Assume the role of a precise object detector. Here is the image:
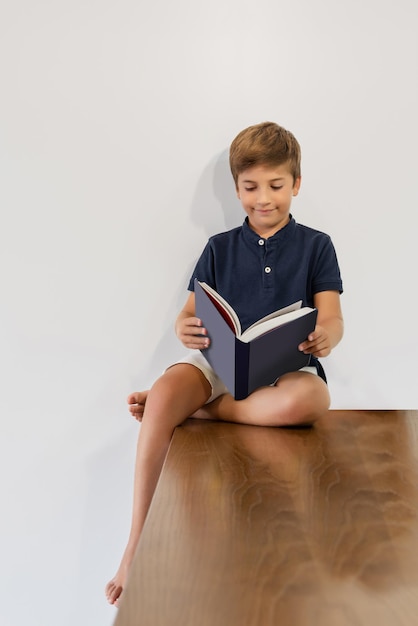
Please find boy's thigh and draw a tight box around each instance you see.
[165,353,329,425]
[273,369,330,421]
[222,371,328,427]
[167,351,229,403]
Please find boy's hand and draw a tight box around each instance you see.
[298,325,331,358]
[176,316,210,350]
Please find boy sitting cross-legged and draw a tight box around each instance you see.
[105,121,344,606]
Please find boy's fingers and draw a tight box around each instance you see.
[299,329,324,351]
[181,325,209,340]
[185,328,207,337]
[299,339,320,353]
[188,334,210,347]
[186,324,208,336]
[177,317,210,349]
[184,317,203,328]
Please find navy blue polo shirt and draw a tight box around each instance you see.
[188,216,343,333]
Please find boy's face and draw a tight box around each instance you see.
[236,163,301,238]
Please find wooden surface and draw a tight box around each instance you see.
[114,411,418,626]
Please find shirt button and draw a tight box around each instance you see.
[264,266,272,273]
[258,239,264,246]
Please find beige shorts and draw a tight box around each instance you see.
[169,351,317,403]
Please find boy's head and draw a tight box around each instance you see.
[229,122,301,187]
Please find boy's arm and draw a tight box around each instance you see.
[298,291,344,358]
[175,292,210,350]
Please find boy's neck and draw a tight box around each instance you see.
[247,214,291,239]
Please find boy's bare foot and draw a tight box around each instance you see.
[105,543,137,605]
[105,575,124,606]
[127,390,149,422]
[105,391,149,605]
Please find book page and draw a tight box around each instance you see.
[240,307,315,343]
[244,300,302,334]
[197,282,241,335]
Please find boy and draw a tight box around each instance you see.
[105,122,343,605]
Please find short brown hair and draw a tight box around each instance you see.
[229,122,301,186]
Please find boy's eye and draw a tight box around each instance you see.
[243,185,283,192]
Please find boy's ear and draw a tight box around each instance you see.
[293,176,302,196]
[236,186,241,200]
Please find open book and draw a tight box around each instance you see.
[195,280,317,400]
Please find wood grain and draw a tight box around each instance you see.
[114,410,418,626]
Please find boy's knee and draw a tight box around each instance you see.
[146,363,212,412]
[280,376,330,426]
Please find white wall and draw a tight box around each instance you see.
[1,1,417,624]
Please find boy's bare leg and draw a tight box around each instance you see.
[194,371,330,426]
[105,364,211,605]
[106,369,328,604]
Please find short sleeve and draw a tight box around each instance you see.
[187,240,216,291]
[310,236,343,295]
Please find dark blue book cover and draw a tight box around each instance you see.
[195,279,317,400]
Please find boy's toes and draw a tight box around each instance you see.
[129,407,144,422]
[105,580,123,605]
[127,391,149,421]
[127,390,149,405]
[127,392,139,404]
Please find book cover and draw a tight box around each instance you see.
[194,279,318,400]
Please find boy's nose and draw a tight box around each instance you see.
[256,191,271,205]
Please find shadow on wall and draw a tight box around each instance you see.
[190,149,243,237]
[139,149,244,382]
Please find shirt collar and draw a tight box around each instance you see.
[242,215,296,246]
